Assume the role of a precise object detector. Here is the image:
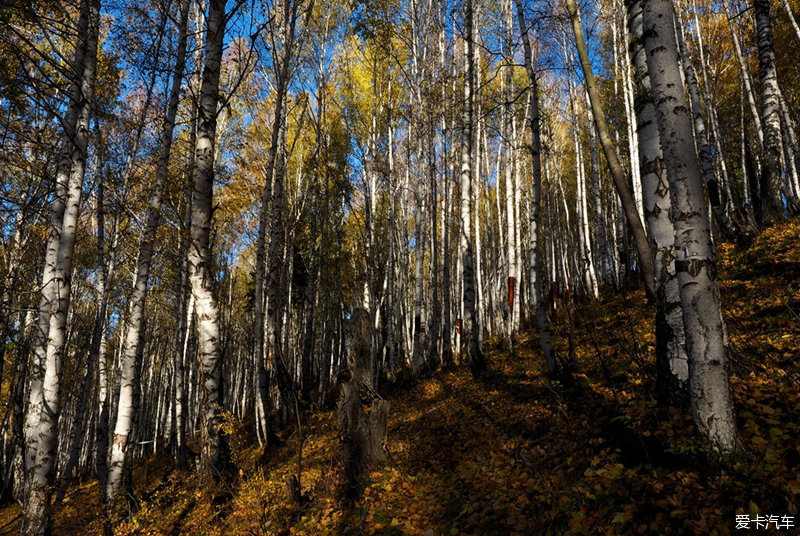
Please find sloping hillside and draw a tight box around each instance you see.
[3,221,800,536]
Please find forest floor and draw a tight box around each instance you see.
[2,220,800,536]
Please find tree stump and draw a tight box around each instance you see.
[285,474,303,507]
[337,308,389,497]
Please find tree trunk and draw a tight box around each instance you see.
[578,92,599,298]
[25,0,95,495]
[106,0,190,500]
[0,200,28,501]
[55,158,112,504]
[171,0,205,468]
[777,91,800,201]
[412,158,425,373]
[626,0,688,400]
[171,183,192,468]
[441,33,454,367]
[690,0,736,222]
[673,8,730,235]
[754,0,787,221]
[336,308,389,500]
[726,4,764,149]
[502,0,518,341]
[459,0,485,377]
[641,0,739,458]
[615,0,644,224]
[588,119,611,286]
[23,0,100,533]
[515,0,557,374]
[187,0,228,480]
[428,106,442,369]
[782,0,800,44]
[95,210,114,506]
[254,0,296,444]
[566,0,656,301]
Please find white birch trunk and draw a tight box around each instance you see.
[105,0,190,499]
[781,0,800,45]
[673,8,729,234]
[460,0,485,376]
[502,0,518,340]
[754,0,787,220]
[627,0,688,389]
[690,0,734,220]
[726,4,764,146]
[515,0,557,373]
[187,0,227,479]
[23,1,100,532]
[777,90,800,199]
[617,0,643,223]
[642,0,739,457]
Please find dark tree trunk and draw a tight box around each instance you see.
[336,308,389,500]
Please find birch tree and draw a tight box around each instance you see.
[23,0,100,532]
[673,8,730,235]
[626,0,688,397]
[460,0,485,376]
[250,0,310,439]
[754,0,790,220]
[641,0,740,457]
[502,0,519,339]
[565,0,656,301]
[515,0,558,374]
[106,0,190,500]
[187,0,228,479]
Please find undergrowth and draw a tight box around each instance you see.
[1,220,799,535]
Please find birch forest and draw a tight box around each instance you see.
[1,0,800,533]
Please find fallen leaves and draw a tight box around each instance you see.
[4,219,797,535]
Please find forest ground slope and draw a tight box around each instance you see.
[2,220,800,536]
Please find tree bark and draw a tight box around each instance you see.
[458,0,485,377]
[641,0,739,458]
[754,0,787,221]
[515,0,557,374]
[336,308,388,499]
[626,0,688,399]
[23,0,100,533]
[187,0,228,480]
